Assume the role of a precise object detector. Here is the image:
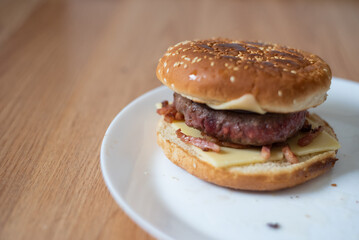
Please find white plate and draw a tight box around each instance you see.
[101,77,359,240]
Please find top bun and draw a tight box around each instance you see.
[156,38,331,113]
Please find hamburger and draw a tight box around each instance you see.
[156,38,340,191]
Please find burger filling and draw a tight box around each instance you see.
[157,94,340,164]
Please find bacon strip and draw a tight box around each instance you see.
[176,129,220,152]
[219,141,251,149]
[161,100,169,107]
[157,100,184,123]
[282,145,299,164]
[261,145,271,160]
[298,126,323,147]
[300,120,312,132]
[200,132,250,149]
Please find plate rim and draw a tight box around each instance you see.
[100,86,172,240]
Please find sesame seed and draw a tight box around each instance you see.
[165,53,171,56]
[244,65,249,70]
[164,62,167,67]
[171,53,176,56]
[196,58,202,62]
[171,83,175,88]
[210,62,215,67]
[323,68,328,72]
[189,74,197,80]
[166,68,169,73]
[164,78,167,82]
[291,70,297,74]
[184,57,191,61]
[233,67,239,71]
[184,64,188,69]
[173,62,180,67]
[230,76,235,82]
[283,68,288,72]
[278,90,282,96]
[225,63,229,67]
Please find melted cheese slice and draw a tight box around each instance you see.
[207,94,266,114]
[171,120,340,168]
[181,94,266,114]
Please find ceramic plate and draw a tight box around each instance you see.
[101,77,359,240]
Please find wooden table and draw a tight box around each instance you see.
[1,0,358,239]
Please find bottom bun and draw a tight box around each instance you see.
[156,113,338,191]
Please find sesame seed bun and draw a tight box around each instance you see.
[156,113,338,191]
[157,39,331,113]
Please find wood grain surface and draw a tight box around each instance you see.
[0,0,358,239]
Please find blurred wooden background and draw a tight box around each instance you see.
[0,0,358,239]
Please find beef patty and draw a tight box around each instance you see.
[173,93,307,146]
